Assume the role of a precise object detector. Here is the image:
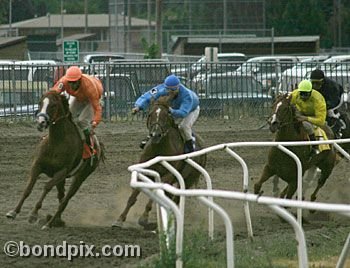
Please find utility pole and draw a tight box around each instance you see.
[156,0,162,58]
[223,0,227,34]
[60,0,64,40]
[147,0,151,43]
[337,0,341,47]
[9,0,12,37]
[84,0,88,33]
[127,0,131,52]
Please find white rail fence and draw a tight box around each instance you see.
[127,139,350,268]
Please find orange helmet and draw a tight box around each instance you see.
[66,66,82,81]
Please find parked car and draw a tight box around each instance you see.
[83,53,125,64]
[99,73,141,118]
[188,52,247,78]
[108,61,171,93]
[235,55,299,92]
[196,72,272,116]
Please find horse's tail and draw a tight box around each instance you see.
[99,141,106,164]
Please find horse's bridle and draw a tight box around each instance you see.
[36,93,69,131]
[269,98,296,132]
[147,104,174,139]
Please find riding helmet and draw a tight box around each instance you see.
[298,80,312,92]
[66,66,82,81]
[164,74,180,89]
[310,69,325,81]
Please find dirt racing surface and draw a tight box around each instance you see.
[0,118,349,267]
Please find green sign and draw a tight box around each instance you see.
[63,40,79,62]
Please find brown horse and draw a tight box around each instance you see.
[254,93,337,202]
[6,90,105,229]
[114,95,206,229]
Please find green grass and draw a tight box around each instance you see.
[140,225,349,268]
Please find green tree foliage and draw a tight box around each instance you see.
[1,0,350,48]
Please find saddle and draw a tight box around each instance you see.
[311,127,331,153]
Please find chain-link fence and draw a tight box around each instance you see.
[1,60,350,122]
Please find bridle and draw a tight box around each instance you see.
[36,92,69,130]
[147,103,174,139]
[269,96,296,131]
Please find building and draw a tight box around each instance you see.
[0,14,155,57]
[171,35,320,56]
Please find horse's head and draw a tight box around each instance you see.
[268,93,296,133]
[146,95,175,144]
[36,91,70,131]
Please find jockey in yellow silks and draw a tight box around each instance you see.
[290,79,328,154]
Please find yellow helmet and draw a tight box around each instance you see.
[297,80,312,92]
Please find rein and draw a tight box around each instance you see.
[147,103,174,137]
[38,92,70,126]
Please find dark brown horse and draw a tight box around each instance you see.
[114,95,206,229]
[6,90,105,229]
[254,93,337,202]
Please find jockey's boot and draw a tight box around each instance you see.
[184,139,194,153]
[308,133,319,157]
[83,128,93,150]
[333,118,346,139]
[139,135,150,149]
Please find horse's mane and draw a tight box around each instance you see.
[153,95,171,108]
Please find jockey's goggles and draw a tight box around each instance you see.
[299,91,311,98]
[165,85,179,91]
[310,78,324,82]
[68,80,81,90]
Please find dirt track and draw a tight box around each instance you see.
[0,118,349,267]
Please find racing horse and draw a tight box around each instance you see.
[6,90,105,229]
[114,95,206,229]
[254,93,337,202]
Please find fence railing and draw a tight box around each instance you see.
[1,61,350,121]
[127,138,350,268]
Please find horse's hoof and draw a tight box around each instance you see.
[111,221,124,228]
[309,209,316,214]
[50,217,65,228]
[41,224,50,230]
[138,217,149,227]
[6,210,17,219]
[253,184,261,195]
[143,222,157,231]
[28,214,38,224]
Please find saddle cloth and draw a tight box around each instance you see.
[313,127,330,152]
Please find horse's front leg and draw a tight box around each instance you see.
[29,169,68,224]
[254,164,274,195]
[6,164,41,220]
[138,199,154,228]
[113,189,141,227]
[272,176,280,197]
[42,173,88,229]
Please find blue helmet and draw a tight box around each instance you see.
[164,74,180,89]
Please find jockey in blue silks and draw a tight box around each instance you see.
[132,74,200,152]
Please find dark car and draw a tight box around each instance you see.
[195,72,272,116]
[99,73,141,119]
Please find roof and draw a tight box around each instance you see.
[0,36,27,48]
[56,33,96,45]
[0,14,154,29]
[184,35,320,44]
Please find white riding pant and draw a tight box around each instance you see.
[302,121,315,135]
[69,96,93,131]
[177,106,200,141]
